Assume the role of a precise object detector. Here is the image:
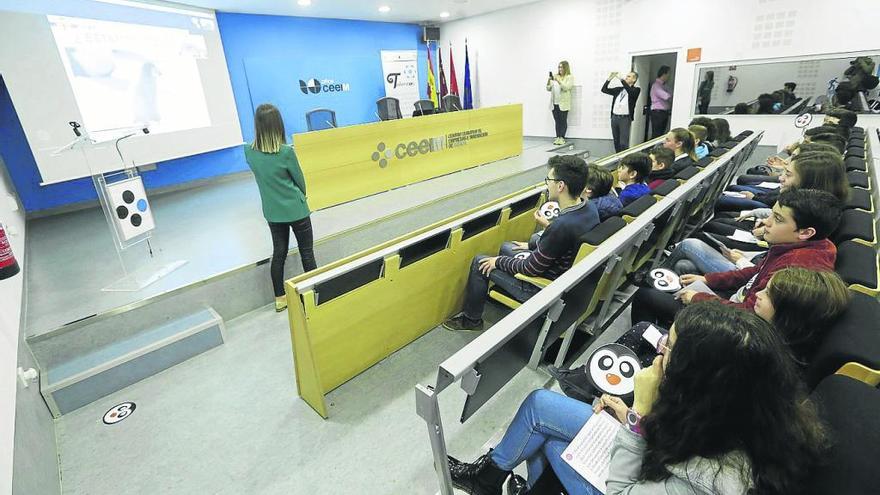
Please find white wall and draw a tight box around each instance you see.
[440,0,880,145]
[0,155,26,493]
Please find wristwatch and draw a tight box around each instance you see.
[625,409,643,436]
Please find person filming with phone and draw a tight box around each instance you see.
[547,61,574,145]
[601,70,641,152]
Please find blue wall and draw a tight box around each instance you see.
[0,10,426,213]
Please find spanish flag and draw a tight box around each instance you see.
[427,44,438,107]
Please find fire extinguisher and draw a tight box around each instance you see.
[0,223,21,280]
[726,75,738,93]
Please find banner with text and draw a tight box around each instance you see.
[380,50,421,117]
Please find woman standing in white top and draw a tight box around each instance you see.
[547,61,574,145]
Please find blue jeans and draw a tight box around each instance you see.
[715,195,769,212]
[490,390,603,495]
[666,238,735,275]
[727,184,770,194]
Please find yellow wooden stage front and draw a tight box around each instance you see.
[292,105,523,210]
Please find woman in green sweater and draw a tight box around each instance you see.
[244,104,317,311]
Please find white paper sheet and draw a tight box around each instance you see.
[728,229,760,244]
[722,191,747,198]
[641,324,664,349]
[757,182,782,189]
[561,411,620,494]
[678,280,717,297]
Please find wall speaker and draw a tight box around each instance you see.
[423,26,440,42]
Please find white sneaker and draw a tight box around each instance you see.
[553,138,562,145]
[559,138,566,145]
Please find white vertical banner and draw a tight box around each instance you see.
[380,50,420,117]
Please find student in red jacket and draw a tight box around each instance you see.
[630,189,842,327]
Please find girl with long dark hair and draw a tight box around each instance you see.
[244,103,317,311]
[447,302,827,494]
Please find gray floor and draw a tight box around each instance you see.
[26,137,597,337]
[55,299,633,495]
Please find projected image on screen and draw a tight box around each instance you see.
[48,15,211,137]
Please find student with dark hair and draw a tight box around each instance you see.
[756,93,776,114]
[781,82,798,107]
[805,132,847,154]
[443,155,600,331]
[615,152,651,206]
[631,188,842,327]
[737,142,840,186]
[754,267,850,366]
[647,147,675,189]
[244,103,317,311]
[601,71,641,152]
[733,102,751,114]
[663,127,697,172]
[711,118,731,146]
[583,163,622,220]
[824,107,858,130]
[649,66,672,139]
[448,302,828,495]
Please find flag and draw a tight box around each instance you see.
[463,39,473,109]
[448,43,459,96]
[438,47,448,102]
[426,43,438,107]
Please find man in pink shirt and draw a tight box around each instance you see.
[650,65,673,139]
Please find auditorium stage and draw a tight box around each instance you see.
[24,137,612,338]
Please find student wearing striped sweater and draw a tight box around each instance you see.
[443,155,600,331]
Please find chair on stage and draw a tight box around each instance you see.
[376,97,402,121]
[305,108,337,131]
[442,94,462,112]
[413,99,436,117]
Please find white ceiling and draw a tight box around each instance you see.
[168,0,541,24]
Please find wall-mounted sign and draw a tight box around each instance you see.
[687,48,702,62]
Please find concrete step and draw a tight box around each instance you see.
[41,308,225,417]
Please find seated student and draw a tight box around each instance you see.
[804,132,847,154]
[554,268,849,403]
[448,302,828,495]
[615,152,651,206]
[754,267,850,367]
[756,93,776,114]
[688,116,716,151]
[689,124,710,159]
[630,188,842,328]
[443,156,600,331]
[824,107,858,132]
[736,142,840,186]
[646,147,675,189]
[519,163,621,252]
[582,163,622,220]
[733,102,751,114]
[711,117,731,147]
[663,127,698,172]
[707,150,850,248]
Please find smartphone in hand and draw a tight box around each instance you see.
[549,71,554,78]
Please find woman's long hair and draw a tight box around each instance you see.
[768,268,850,364]
[792,151,850,201]
[559,60,571,76]
[669,127,697,161]
[712,118,731,144]
[252,103,286,153]
[640,302,828,494]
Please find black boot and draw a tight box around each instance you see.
[447,450,510,495]
[507,474,529,495]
